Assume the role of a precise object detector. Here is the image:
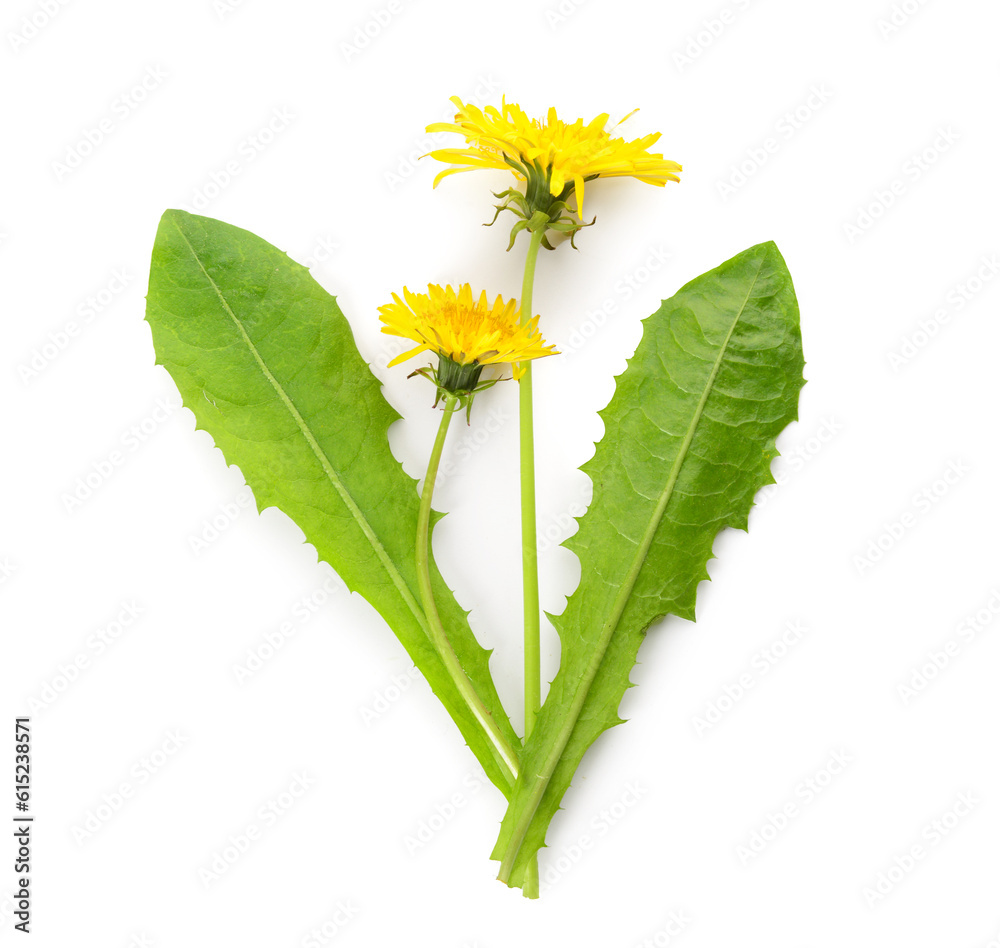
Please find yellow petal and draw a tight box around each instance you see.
[388,342,432,367]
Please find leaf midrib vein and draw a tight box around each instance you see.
[170,217,428,632]
[502,252,767,876]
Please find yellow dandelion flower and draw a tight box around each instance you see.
[427,97,682,220]
[378,283,557,394]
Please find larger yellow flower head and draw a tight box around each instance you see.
[427,97,682,223]
[379,283,557,405]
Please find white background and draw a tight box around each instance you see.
[4,0,999,944]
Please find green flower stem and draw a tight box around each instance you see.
[416,393,521,789]
[517,226,546,902]
[519,225,545,740]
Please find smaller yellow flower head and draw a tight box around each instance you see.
[427,97,682,219]
[378,283,557,383]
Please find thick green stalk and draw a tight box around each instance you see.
[416,394,521,788]
[519,225,546,740]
